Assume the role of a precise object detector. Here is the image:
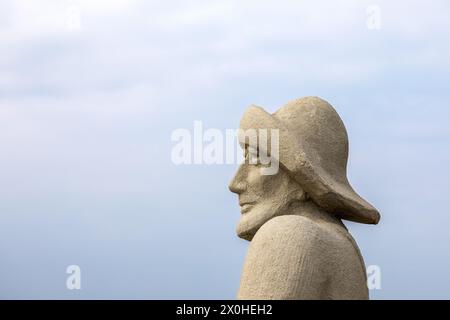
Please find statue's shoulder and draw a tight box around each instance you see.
[253,215,331,246]
[241,216,367,299]
[240,215,344,299]
[250,215,354,260]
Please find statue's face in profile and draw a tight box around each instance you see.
[229,146,302,241]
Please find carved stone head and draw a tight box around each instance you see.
[229,97,380,241]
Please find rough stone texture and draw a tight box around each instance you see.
[229,96,380,300]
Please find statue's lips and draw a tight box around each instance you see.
[239,202,256,214]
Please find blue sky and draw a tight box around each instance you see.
[0,0,450,299]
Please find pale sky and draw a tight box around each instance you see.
[0,0,450,299]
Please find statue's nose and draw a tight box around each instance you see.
[228,179,243,194]
[228,165,246,194]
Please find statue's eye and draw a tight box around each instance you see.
[247,147,259,165]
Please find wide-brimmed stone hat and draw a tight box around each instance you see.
[238,96,380,224]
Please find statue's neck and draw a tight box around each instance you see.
[285,200,348,231]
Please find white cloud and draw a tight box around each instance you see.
[1,0,449,102]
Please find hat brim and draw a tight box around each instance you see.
[238,105,380,225]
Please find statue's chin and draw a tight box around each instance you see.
[236,227,255,241]
[236,216,259,241]
[236,206,274,241]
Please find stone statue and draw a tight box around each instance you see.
[229,97,380,300]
